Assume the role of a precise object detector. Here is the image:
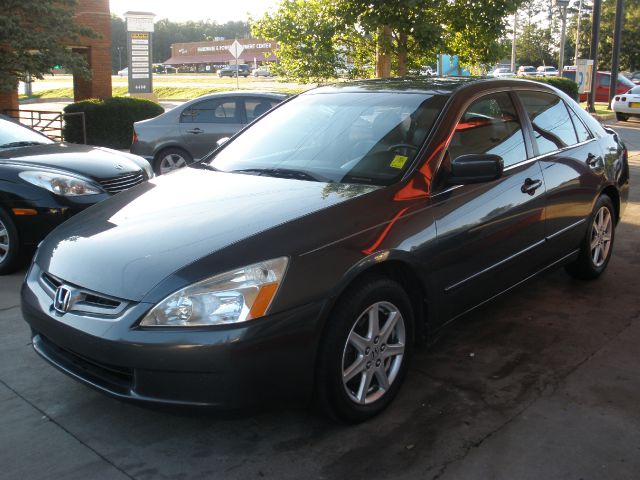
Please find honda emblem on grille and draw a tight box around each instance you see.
[115,164,124,170]
[54,286,72,314]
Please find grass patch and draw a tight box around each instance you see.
[578,102,613,116]
[20,85,309,102]
[19,87,75,100]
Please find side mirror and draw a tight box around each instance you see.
[216,137,230,147]
[448,154,504,185]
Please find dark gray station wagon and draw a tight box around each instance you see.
[22,78,629,422]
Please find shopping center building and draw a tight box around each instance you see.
[163,39,278,72]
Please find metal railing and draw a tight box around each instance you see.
[2,109,87,144]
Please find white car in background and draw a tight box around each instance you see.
[490,67,515,78]
[611,85,640,121]
[117,67,128,77]
[536,66,559,77]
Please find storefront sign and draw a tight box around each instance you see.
[124,12,155,94]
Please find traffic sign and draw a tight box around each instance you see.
[228,40,244,59]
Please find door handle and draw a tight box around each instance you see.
[186,128,203,134]
[586,153,604,170]
[521,177,543,195]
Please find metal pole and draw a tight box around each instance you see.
[235,40,239,89]
[587,0,602,113]
[608,0,624,108]
[559,5,568,73]
[574,0,583,65]
[511,14,517,73]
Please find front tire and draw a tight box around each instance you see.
[0,209,21,275]
[565,195,615,280]
[315,276,414,423]
[154,147,193,175]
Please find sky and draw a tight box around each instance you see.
[109,0,280,23]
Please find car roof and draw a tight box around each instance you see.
[305,77,557,96]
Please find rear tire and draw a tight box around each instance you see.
[616,112,629,122]
[565,195,615,280]
[0,209,21,275]
[154,147,193,175]
[315,275,414,423]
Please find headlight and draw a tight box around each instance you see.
[19,171,103,196]
[140,257,289,327]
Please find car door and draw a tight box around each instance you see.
[179,97,243,159]
[428,91,547,321]
[516,90,604,262]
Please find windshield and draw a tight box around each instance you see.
[0,117,53,148]
[619,74,635,87]
[207,91,446,185]
[630,86,640,94]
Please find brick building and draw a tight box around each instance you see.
[0,0,112,112]
[164,39,278,72]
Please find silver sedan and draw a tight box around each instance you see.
[131,91,287,175]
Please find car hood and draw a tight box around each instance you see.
[36,167,378,301]
[0,143,143,179]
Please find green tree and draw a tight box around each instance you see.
[111,15,127,73]
[253,0,526,81]
[567,0,640,71]
[0,0,96,91]
[252,0,342,82]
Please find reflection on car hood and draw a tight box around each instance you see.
[36,167,377,301]
[0,143,142,179]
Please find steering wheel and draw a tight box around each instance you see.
[386,143,419,152]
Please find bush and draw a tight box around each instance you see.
[63,97,164,148]
[522,76,579,101]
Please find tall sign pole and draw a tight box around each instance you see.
[124,11,156,99]
[587,0,602,113]
[557,1,570,73]
[228,40,244,89]
[608,0,624,108]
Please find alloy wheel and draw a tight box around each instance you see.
[0,218,9,264]
[160,153,188,174]
[590,206,613,267]
[342,301,406,405]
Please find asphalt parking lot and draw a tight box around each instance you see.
[2,119,639,480]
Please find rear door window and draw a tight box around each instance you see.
[518,91,578,155]
[568,107,592,143]
[181,99,239,124]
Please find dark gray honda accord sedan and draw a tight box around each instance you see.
[22,78,629,422]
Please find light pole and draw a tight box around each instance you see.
[117,46,124,71]
[510,13,517,73]
[574,0,583,65]
[556,0,570,73]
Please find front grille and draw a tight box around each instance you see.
[99,171,145,194]
[34,333,133,395]
[82,294,120,309]
[39,272,129,317]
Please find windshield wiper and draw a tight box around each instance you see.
[0,141,46,149]
[232,168,327,182]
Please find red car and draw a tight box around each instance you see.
[563,70,635,102]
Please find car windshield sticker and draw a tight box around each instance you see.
[390,155,408,169]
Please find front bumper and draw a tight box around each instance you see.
[21,264,325,407]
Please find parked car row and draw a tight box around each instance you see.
[10,77,629,423]
[117,65,275,77]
